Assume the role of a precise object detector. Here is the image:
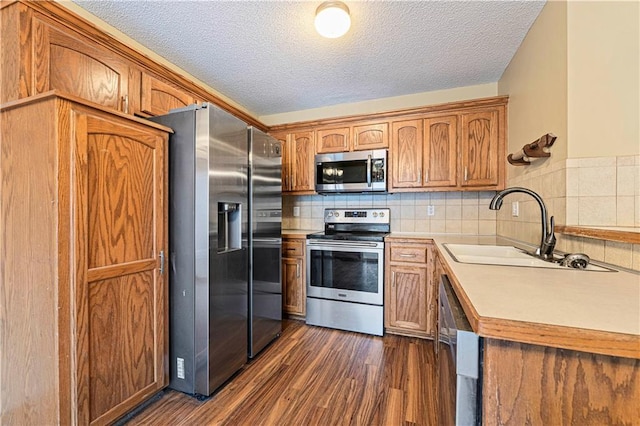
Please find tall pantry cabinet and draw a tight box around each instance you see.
[1,92,170,424]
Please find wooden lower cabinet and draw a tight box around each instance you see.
[282,237,306,317]
[1,92,169,425]
[384,238,436,338]
[483,338,640,425]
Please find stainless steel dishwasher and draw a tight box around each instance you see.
[438,274,482,426]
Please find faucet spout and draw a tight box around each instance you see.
[489,187,556,260]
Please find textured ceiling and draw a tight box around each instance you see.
[72,0,545,117]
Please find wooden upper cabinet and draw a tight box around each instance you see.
[316,127,350,153]
[391,120,423,189]
[138,72,196,117]
[460,109,500,187]
[316,122,388,153]
[269,132,290,191]
[290,131,315,192]
[352,122,389,151]
[423,115,457,188]
[31,16,130,112]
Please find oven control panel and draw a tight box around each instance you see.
[324,208,390,224]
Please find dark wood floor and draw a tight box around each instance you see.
[125,320,437,425]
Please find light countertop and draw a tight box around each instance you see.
[282,229,321,238]
[386,233,640,358]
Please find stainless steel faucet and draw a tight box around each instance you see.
[489,187,556,260]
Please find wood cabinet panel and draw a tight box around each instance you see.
[385,239,435,338]
[316,127,350,153]
[86,117,158,267]
[0,93,169,425]
[282,237,306,317]
[423,115,457,187]
[139,72,195,116]
[389,245,428,263]
[290,132,315,193]
[88,271,157,421]
[460,110,499,187]
[353,122,389,150]
[388,265,428,332]
[483,338,640,426]
[391,120,423,188]
[283,240,304,257]
[32,16,130,112]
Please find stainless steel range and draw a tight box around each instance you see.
[306,208,390,336]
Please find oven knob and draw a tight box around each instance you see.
[372,212,378,217]
[379,211,385,217]
[328,211,334,217]
[334,211,340,217]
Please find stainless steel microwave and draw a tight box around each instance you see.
[315,149,387,193]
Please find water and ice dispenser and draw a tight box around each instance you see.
[218,202,242,253]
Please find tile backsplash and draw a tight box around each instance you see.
[283,155,639,271]
[283,191,497,235]
[498,154,640,271]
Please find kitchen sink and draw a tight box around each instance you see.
[443,244,615,272]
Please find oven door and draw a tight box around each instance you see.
[306,240,384,305]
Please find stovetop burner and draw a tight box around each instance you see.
[306,231,389,242]
[306,208,390,242]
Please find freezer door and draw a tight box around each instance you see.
[202,105,249,395]
[248,127,283,358]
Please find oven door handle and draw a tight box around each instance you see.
[307,240,381,248]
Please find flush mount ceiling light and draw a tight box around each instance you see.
[314,1,351,39]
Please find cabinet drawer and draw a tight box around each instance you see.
[390,245,428,263]
[283,240,304,257]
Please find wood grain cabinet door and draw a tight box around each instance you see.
[387,265,428,333]
[139,73,195,116]
[352,122,389,151]
[270,132,291,191]
[460,109,499,187]
[33,17,130,112]
[316,127,350,153]
[290,131,315,192]
[282,257,305,316]
[391,120,423,189]
[423,115,458,188]
[74,111,167,424]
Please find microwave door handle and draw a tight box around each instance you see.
[366,155,372,187]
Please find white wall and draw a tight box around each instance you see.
[260,83,498,126]
[567,1,640,158]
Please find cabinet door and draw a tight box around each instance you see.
[139,73,195,116]
[316,127,350,153]
[282,257,305,316]
[33,17,130,112]
[460,110,499,187]
[352,122,389,151]
[387,265,428,333]
[291,131,315,192]
[74,111,167,423]
[391,120,423,189]
[423,115,458,187]
[270,132,291,192]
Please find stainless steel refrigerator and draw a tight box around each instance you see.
[248,127,282,358]
[150,104,249,396]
